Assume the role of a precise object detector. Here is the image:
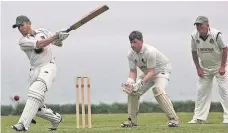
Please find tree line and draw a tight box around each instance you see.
[1,100,223,116]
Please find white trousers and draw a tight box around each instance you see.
[29,62,57,90]
[193,67,228,120]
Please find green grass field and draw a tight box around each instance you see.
[1,113,228,133]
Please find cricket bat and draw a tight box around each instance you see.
[65,5,109,33]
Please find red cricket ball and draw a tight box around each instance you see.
[14,95,20,101]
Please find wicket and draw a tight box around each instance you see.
[75,76,92,128]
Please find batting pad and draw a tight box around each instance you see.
[37,105,61,124]
[28,81,46,102]
[18,81,46,129]
[128,95,140,124]
[155,93,178,120]
[18,97,41,130]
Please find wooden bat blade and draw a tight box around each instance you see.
[66,5,109,32]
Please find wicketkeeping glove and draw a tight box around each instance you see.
[132,79,145,92]
[122,78,135,95]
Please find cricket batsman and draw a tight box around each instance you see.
[188,16,228,124]
[11,15,69,131]
[121,30,179,127]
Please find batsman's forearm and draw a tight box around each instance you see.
[36,35,57,48]
[143,70,155,82]
[192,51,201,69]
[129,69,137,81]
[221,47,228,67]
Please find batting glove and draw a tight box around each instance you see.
[55,29,69,41]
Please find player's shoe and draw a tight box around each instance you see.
[188,119,204,124]
[222,118,228,124]
[120,118,138,127]
[48,113,62,131]
[168,119,179,127]
[11,123,27,131]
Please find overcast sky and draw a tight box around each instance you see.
[1,1,228,105]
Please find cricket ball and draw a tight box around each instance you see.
[14,95,20,101]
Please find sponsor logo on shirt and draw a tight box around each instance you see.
[198,48,214,53]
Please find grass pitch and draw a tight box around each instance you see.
[1,112,228,133]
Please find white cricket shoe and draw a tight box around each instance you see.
[121,121,138,127]
[222,119,228,124]
[48,113,62,131]
[120,118,138,128]
[11,123,27,131]
[168,119,179,127]
[188,119,203,124]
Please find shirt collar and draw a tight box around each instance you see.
[198,27,211,37]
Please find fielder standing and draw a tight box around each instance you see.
[11,15,69,131]
[121,30,179,127]
[188,16,228,124]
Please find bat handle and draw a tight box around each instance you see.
[65,28,71,33]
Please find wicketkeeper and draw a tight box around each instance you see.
[121,30,179,127]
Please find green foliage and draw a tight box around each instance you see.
[11,103,25,115]
[1,101,224,115]
[1,105,13,116]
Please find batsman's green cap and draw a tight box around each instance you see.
[12,15,30,28]
[194,16,209,25]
